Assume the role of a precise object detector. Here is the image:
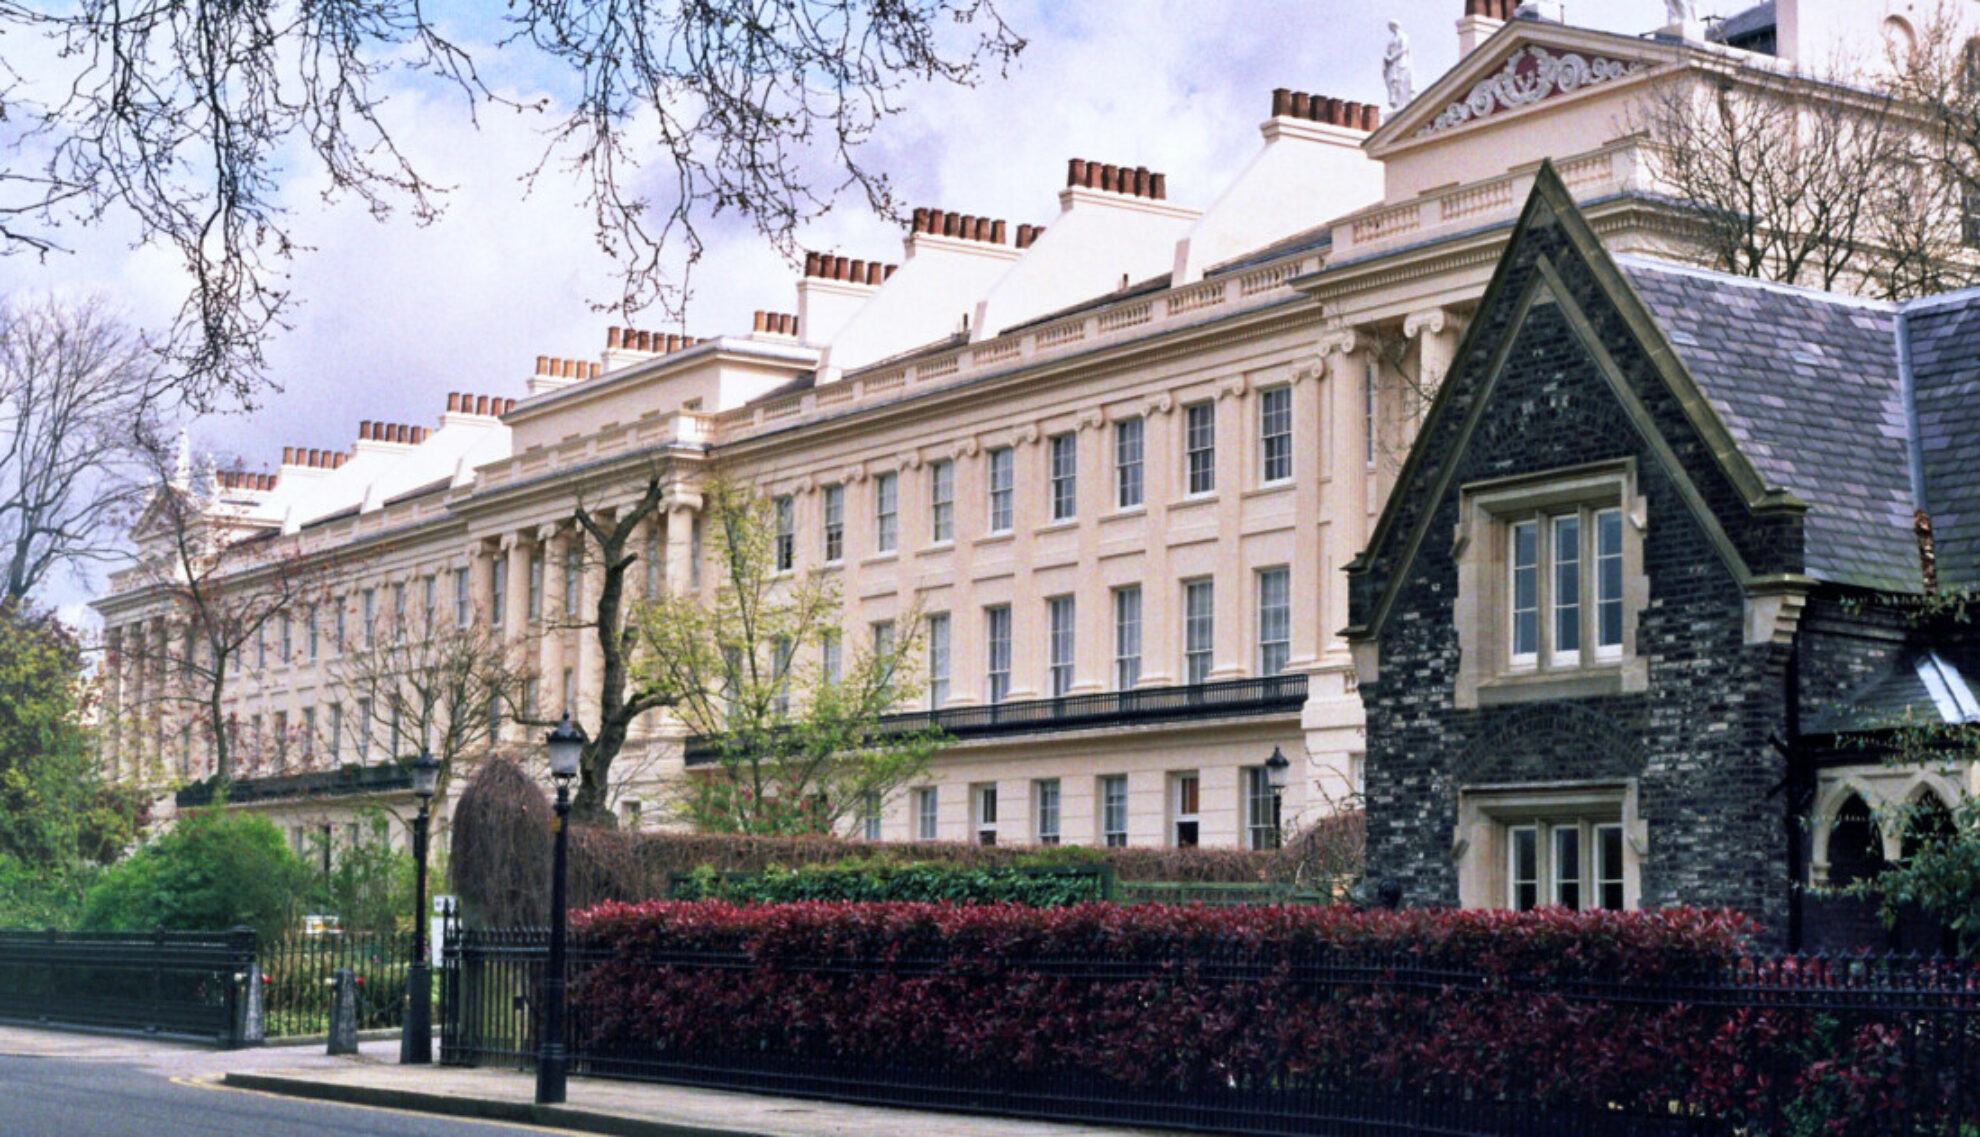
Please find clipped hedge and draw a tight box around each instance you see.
[565,901,1968,1131]
[667,862,1113,906]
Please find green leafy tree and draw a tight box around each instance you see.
[0,601,146,927]
[80,809,313,941]
[634,478,943,835]
[302,811,415,935]
[1835,714,1980,954]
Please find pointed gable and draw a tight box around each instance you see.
[1346,162,1809,644]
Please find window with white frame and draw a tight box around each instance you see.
[308,609,319,660]
[1184,579,1215,685]
[985,605,1012,704]
[1113,586,1142,691]
[423,575,437,636]
[1100,775,1129,847]
[821,631,843,687]
[925,613,950,708]
[486,695,502,745]
[327,704,342,761]
[255,626,265,670]
[1048,596,1076,697]
[861,792,882,841]
[363,588,379,646]
[1508,506,1625,669]
[1035,779,1061,846]
[930,459,955,542]
[822,485,845,563]
[774,495,796,572]
[1505,820,1627,912]
[915,787,939,841]
[392,582,407,642]
[875,472,898,553]
[1185,401,1216,495]
[336,597,348,652]
[273,711,288,766]
[1364,359,1378,468]
[280,614,292,663]
[987,447,1014,533]
[1115,417,1144,509]
[690,516,703,589]
[644,528,662,596]
[1257,568,1291,677]
[564,540,582,614]
[1244,766,1280,850]
[454,568,470,629]
[357,698,372,759]
[1171,773,1200,847]
[1259,386,1293,484]
[973,783,999,846]
[1049,433,1077,521]
[528,550,545,621]
[771,637,794,715]
[1454,463,1647,709]
[489,561,506,629]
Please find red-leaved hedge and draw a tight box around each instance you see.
[562,901,1957,1127]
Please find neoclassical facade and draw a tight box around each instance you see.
[95,0,1968,856]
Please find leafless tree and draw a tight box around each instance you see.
[324,598,532,806]
[1639,55,1975,300]
[0,295,167,602]
[121,426,334,779]
[0,1,1024,406]
[553,473,675,823]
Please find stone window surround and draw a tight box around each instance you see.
[1808,765,1968,886]
[1454,458,1650,710]
[1453,780,1647,912]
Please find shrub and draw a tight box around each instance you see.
[669,861,1111,906]
[80,809,312,941]
[562,901,1957,1130]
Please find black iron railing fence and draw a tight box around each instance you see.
[0,927,257,1046]
[439,928,1980,1136]
[261,931,412,1037]
[682,674,1309,763]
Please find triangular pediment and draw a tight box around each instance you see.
[1369,21,1677,153]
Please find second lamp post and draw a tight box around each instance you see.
[400,749,441,1065]
[536,710,588,1106]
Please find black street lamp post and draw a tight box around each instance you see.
[536,710,587,1106]
[400,749,442,1065]
[1264,746,1291,850]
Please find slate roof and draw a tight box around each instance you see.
[1804,645,1980,734]
[1900,295,1980,591]
[1617,258,1922,592]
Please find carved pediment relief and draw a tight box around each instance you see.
[1414,45,1645,139]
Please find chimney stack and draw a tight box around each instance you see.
[802,252,897,282]
[1269,89,1381,132]
[1459,0,1513,55]
[1066,158,1170,200]
[908,208,1014,245]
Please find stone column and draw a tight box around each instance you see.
[1403,308,1461,438]
[1072,409,1107,695]
[1288,359,1326,674]
[1208,378,1247,682]
[539,524,568,719]
[945,442,982,707]
[664,498,697,597]
[1136,395,1177,688]
[576,510,609,728]
[502,532,532,648]
[104,625,125,780]
[1003,426,1041,700]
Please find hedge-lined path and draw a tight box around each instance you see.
[223,1061,1181,1137]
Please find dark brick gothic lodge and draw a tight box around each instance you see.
[1346,166,1977,952]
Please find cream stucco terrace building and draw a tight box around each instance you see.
[94,0,1965,854]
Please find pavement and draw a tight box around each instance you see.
[0,1024,1174,1137]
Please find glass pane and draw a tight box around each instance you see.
[1553,514,1580,657]
[1597,824,1626,911]
[1511,521,1537,659]
[1553,826,1581,911]
[1511,827,1539,911]
[1597,508,1625,650]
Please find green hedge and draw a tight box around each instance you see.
[669,861,1113,906]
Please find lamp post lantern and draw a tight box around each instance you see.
[400,748,442,1065]
[1264,746,1291,850]
[536,710,587,1105]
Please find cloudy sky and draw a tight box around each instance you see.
[7,0,1723,614]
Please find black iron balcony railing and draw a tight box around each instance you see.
[683,672,1308,765]
[175,762,415,809]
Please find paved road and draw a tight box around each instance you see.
[0,1053,568,1136]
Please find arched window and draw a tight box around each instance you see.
[1826,793,1885,887]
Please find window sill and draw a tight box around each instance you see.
[916,542,955,559]
[1035,519,1079,536]
[1244,481,1295,500]
[1104,505,1147,521]
[976,532,1015,548]
[1476,665,1636,707]
[860,553,900,568]
[1171,494,1220,510]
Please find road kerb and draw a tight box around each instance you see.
[219,1072,771,1137]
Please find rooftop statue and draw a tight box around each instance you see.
[1384,20,1416,111]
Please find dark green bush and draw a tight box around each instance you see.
[669,860,1111,906]
[80,809,312,941]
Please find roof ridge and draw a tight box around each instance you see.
[1611,254,1897,312]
